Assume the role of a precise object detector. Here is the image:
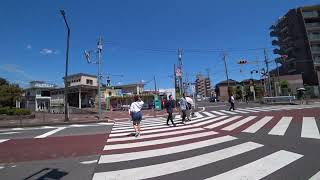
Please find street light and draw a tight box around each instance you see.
[60,10,70,121]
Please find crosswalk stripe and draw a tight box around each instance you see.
[310,170,320,180]
[204,116,242,129]
[193,116,229,127]
[233,110,249,114]
[222,116,257,131]
[113,122,166,131]
[220,110,238,115]
[211,110,226,116]
[268,117,292,136]
[202,112,217,117]
[206,150,303,180]
[301,117,320,139]
[108,128,204,142]
[104,131,217,150]
[110,124,199,138]
[93,142,263,180]
[34,127,66,138]
[237,108,260,112]
[0,139,9,143]
[111,124,173,134]
[99,135,237,163]
[246,107,271,112]
[195,112,204,118]
[242,116,274,133]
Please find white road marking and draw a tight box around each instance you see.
[104,131,217,150]
[237,108,259,112]
[80,160,98,164]
[0,166,3,170]
[99,135,237,164]
[113,122,166,131]
[194,112,204,118]
[268,117,292,136]
[211,111,226,116]
[301,117,320,139]
[110,125,196,138]
[199,107,205,112]
[0,139,9,143]
[97,122,114,125]
[193,116,229,127]
[108,128,204,142]
[206,150,303,180]
[202,112,217,117]
[34,127,66,138]
[93,142,263,180]
[0,132,20,135]
[233,110,249,114]
[222,116,257,131]
[220,110,238,115]
[11,128,24,131]
[204,116,242,129]
[243,116,274,133]
[310,170,320,180]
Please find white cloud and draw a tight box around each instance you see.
[40,48,59,55]
[26,44,32,49]
[0,64,33,80]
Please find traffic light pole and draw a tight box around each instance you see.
[222,52,230,90]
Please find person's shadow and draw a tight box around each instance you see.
[23,168,68,180]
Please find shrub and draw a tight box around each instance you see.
[0,107,31,116]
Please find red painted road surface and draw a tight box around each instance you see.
[0,133,108,163]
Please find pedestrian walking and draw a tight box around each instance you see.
[179,93,188,124]
[129,96,144,137]
[185,96,194,121]
[228,94,235,111]
[165,95,176,126]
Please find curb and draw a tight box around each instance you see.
[0,119,112,129]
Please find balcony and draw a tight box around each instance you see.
[272,40,280,46]
[309,34,320,41]
[284,46,295,53]
[270,30,278,37]
[311,47,320,53]
[302,11,319,18]
[305,22,320,30]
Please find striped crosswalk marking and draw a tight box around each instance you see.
[113,122,166,131]
[93,142,263,180]
[243,116,274,133]
[268,117,292,136]
[233,109,249,114]
[108,127,204,142]
[220,110,238,115]
[104,131,217,150]
[34,127,66,138]
[310,170,320,180]
[211,110,226,116]
[193,116,229,127]
[237,108,260,112]
[0,139,9,143]
[301,117,320,139]
[222,116,257,131]
[194,112,204,118]
[204,116,242,129]
[206,150,303,180]
[99,135,237,163]
[202,111,217,117]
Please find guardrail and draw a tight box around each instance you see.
[263,96,296,104]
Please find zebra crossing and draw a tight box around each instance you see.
[91,106,320,179]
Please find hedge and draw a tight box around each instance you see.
[0,107,31,116]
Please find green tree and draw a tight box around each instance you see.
[0,77,22,107]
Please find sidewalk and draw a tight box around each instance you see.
[0,109,169,128]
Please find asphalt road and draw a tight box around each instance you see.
[0,123,113,180]
[1,103,320,180]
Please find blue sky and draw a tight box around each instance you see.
[0,0,319,90]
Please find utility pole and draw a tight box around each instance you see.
[154,75,157,94]
[97,37,102,121]
[84,37,103,121]
[60,10,70,121]
[264,49,272,96]
[174,64,177,98]
[178,48,183,96]
[222,52,230,93]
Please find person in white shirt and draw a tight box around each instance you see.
[129,96,144,137]
[228,94,235,111]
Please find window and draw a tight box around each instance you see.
[86,79,93,85]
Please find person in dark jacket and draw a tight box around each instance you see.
[165,95,176,126]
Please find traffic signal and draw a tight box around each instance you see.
[238,60,248,64]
